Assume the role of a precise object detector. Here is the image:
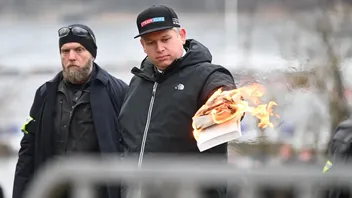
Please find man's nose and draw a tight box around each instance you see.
[156,42,165,53]
[68,50,77,60]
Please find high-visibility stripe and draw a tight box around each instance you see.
[323,160,332,173]
[21,116,34,134]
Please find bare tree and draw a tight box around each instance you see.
[302,2,348,127]
[229,0,352,159]
[273,0,352,154]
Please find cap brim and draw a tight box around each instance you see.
[134,26,175,39]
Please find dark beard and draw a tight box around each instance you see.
[62,61,92,84]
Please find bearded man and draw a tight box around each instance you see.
[13,24,128,198]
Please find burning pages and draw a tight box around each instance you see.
[192,84,278,152]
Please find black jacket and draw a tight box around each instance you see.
[327,119,352,198]
[118,39,237,198]
[13,64,128,198]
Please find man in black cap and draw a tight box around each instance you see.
[119,5,241,198]
[13,24,128,198]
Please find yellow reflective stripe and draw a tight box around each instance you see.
[323,160,332,173]
[21,116,34,134]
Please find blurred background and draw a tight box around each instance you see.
[2,0,352,197]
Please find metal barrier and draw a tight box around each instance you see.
[24,155,352,198]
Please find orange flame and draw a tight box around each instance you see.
[192,83,278,140]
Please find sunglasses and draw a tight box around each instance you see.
[58,26,96,44]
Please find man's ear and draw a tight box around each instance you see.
[140,38,147,54]
[179,27,187,45]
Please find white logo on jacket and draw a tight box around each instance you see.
[175,83,184,90]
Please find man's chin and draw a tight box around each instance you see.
[157,61,172,69]
[63,71,85,83]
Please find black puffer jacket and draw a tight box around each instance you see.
[119,39,237,197]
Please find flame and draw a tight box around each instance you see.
[192,83,278,140]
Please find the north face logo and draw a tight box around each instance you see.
[175,83,184,90]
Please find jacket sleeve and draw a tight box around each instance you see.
[106,78,128,198]
[200,71,236,105]
[108,77,129,114]
[199,71,239,198]
[108,77,128,152]
[200,70,235,146]
[200,70,245,148]
[200,70,245,120]
[13,86,44,198]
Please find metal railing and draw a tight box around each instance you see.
[24,155,352,198]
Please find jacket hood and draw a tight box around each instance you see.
[179,39,212,67]
[131,39,213,82]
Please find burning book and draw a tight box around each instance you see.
[192,84,278,152]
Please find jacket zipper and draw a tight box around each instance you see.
[137,82,158,167]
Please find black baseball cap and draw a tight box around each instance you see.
[134,5,181,39]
